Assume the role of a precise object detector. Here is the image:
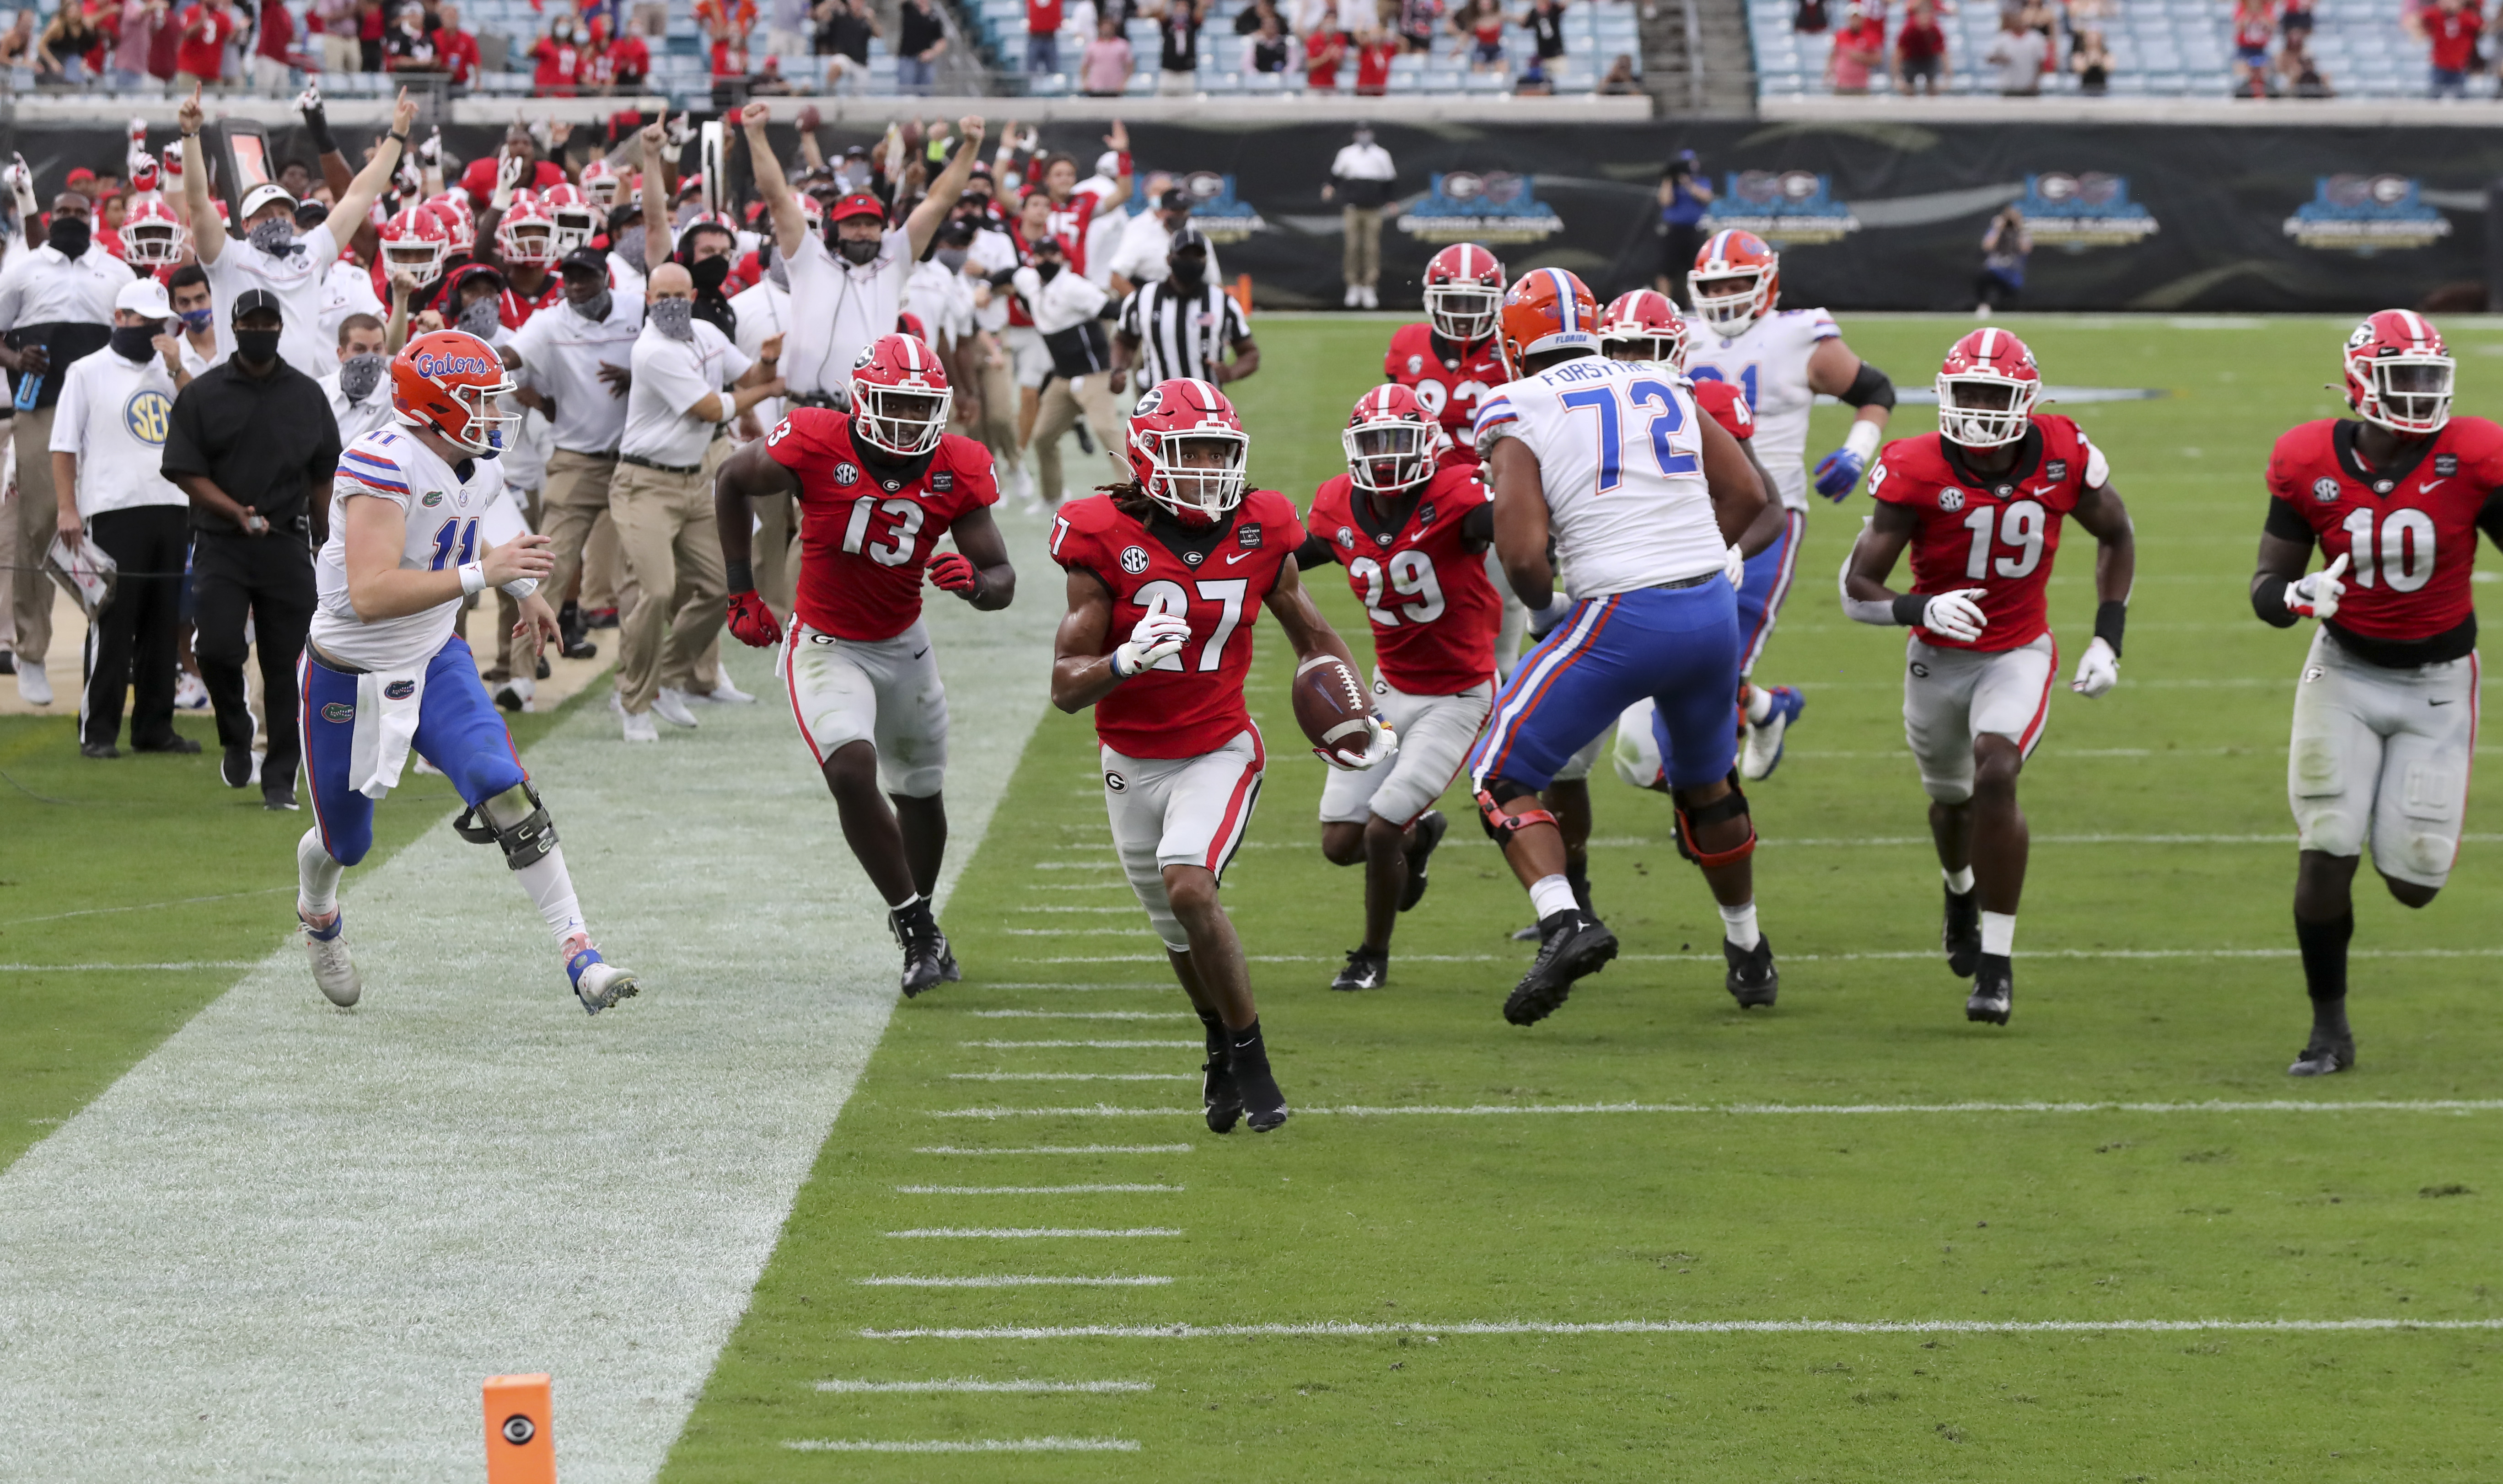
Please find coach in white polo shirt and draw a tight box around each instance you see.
[611,261,782,743]
[177,86,415,380]
[740,102,984,411]
[52,277,197,758]
[506,244,644,657]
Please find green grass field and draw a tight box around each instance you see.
[11,314,2503,1480]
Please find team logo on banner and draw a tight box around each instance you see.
[2017,173,2159,251]
[1700,171,1859,247]
[1397,172,1564,246]
[1130,170,1268,244]
[2284,175,2452,254]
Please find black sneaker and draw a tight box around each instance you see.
[1230,1024,1289,1132]
[1074,422,1097,455]
[891,900,953,997]
[1399,809,1448,912]
[131,735,200,755]
[221,745,253,789]
[1724,934,1778,1008]
[2288,1032,2356,1077]
[1942,888,1981,978]
[494,681,526,712]
[0,651,13,674]
[1504,909,1617,1025]
[1331,945,1387,991]
[535,655,552,680]
[1966,952,2012,1026]
[1201,1018,1243,1133]
[263,784,300,812]
[80,740,120,759]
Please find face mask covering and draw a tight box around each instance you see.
[456,296,503,339]
[935,247,969,273]
[767,253,790,292]
[836,233,882,267]
[178,307,213,333]
[1034,257,1063,283]
[248,218,302,257]
[647,296,695,342]
[233,327,283,365]
[570,286,614,323]
[688,253,730,295]
[47,216,89,258]
[338,351,386,403]
[110,323,160,360]
[1168,254,1208,288]
[613,225,645,267]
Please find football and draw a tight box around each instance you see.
[1292,654,1374,765]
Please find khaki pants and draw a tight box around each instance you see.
[971,352,1022,480]
[486,484,543,681]
[541,448,618,618]
[320,32,360,73]
[1343,205,1383,291]
[5,406,60,664]
[609,458,727,714]
[1032,373,1126,506]
[752,489,799,616]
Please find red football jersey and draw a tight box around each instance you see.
[1305,463,1500,696]
[1692,376,1755,440]
[1384,322,1507,466]
[1869,413,2106,652]
[1050,488,1307,759]
[2265,415,2503,645]
[767,410,1000,643]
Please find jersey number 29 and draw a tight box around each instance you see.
[1349,551,1445,626]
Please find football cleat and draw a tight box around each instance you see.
[1504,910,1618,1025]
[892,899,954,997]
[1399,809,1448,912]
[1724,933,1779,1009]
[2288,1032,2356,1077]
[1942,887,1982,978]
[1230,1028,1289,1133]
[1331,945,1388,992]
[221,745,253,788]
[1202,1045,1243,1134]
[1966,953,2012,1025]
[303,911,361,1007]
[1740,685,1806,781]
[565,936,639,1013]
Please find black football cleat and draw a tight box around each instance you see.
[1230,1024,1289,1133]
[1724,933,1779,1009]
[1942,887,1982,978]
[1331,945,1387,991]
[221,745,253,789]
[891,900,954,997]
[1399,809,1449,912]
[2288,1032,2356,1077]
[1200,1019,1244,1133]
[1504,910,1617,1025]
[1966,952,2013,1026]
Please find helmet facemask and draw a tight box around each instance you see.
[2355,353,2454,435]
[501,217,558,267]
[1425,281,1500,342]
[1144,429,1249,527]
[1687,266,1771,337]
[1601,332,1681,369]
[1342,417,1435,495]
[119,220,183,268]
[1935,372,2036,449]
[854,381,951,457]
[384,237,446,279]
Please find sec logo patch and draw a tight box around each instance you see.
[2312,476,2341,502]
[1406,354,1423,375]
[1937,488,1965,512]
[834,463,860,487]
[121,387,172,446]
[1119,545,1150,575]
[2044,459,2068,481]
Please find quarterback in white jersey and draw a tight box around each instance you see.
[1681,227,1899,779]
[295,330,638,1016]
[1466,268,1781,1027]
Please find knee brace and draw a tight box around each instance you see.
[1673,777,1756,870]
[1475,783,1558,845]
[453,782,560,870]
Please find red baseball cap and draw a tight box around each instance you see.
[830,192,886,224]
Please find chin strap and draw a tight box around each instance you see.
[1672,779,1756,870]
[1475,785,1558,845]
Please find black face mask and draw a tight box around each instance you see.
[688,253,730,295]
[1034,257,1063,283]
[110,323,160,360]
[836,234,882,266]
[1168,254,1209,288]
[233,327,283,366]
[47,216,89,258]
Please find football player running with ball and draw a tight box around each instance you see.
[1050,378,1390,1133]
[1467,269,1774,1025]
[1298,385,1504,992]
[2250,311,2503,1076]
[713,333,1018,997]
[295,331,638,1014]
[1683,229,1900,780]
[1841,329,2135,1026]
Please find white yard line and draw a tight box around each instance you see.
[814,1378,1154,1392]
[932,1099,2503,1119]
[0,524,1063,1484]
[861,1318,2503,1341]
[896,1184,1183,1194]
[960,1039,1201,1049]
[785,1437,1141,1452]
[963,1011,1192,1021]
[949,1071,1197,1082]
[0,960,268,972]
[913,1144,1195,1154]
[1007,946,2503,967]
[886,1227,1186,1238]
[852,1276,1176,1288]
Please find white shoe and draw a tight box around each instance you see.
[494,674,536,712]
[564,933,639,1014]
[652,687,702,728]
[1973,303,1994,321]
[174,671,209,710]
[303,912,361,1007]
[1343,284,1361,307]
[693,677,755,704]
[17,663,51,705]
[620,705,658,743]
[413,754,443,776]
[1010,466,1036,505]
[1360,286,1379,309]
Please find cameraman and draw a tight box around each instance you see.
[1975,205,2030,320]
[1655,148,1715,303]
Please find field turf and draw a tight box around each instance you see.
[11,315,2503,1479]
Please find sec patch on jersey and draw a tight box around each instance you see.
[1294,654,1375,765]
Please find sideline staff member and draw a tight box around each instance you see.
[163,287,343,810]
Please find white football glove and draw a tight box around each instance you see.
[1524,590,1571,640]
[1320,713,1399,772]
[1722,543,1746,593]
[1111,612,1192,678]
[2285,552,2349,620]
[294,81,322,116]
[2070,635,2119,698]
[1920,587,1992,643]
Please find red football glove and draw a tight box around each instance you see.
[725,589,783,648]
[926,552,979,595]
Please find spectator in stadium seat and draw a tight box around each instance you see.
[1304,21,1348,85]
[1520,0,1564,66]
[2281,29,2331,93]
[1981,6,2047,94]
[2070,26,2110,92]
[356,0,384,70]
[38,0,106,85]
[111,0,166,89]
[531,13,585,91]
[896,0,947,91]
[816,0,877,87]
[309,0,355,73]
[605,11,649,83]
[1452,0,1503,69]
[1654,147,1711,298]
[170,0,237,89]
[1894,0,1948,93]
[1354,23,1395,90]
[1149,0,1208,93]
[1025,0,1062,70]
[1824,2,1884,91]
[763,0,809,56]
[434,1,478,83]
[1250,11,1290,68]
[2417,0,2479,97]
[248,0,295,88]
[1080,12,1132,92]
[1599,50,1638,91]
[2277,0,2312,41]
[384,1,442,71]
[1396,0,1439,50]
[2229,0,2273,95]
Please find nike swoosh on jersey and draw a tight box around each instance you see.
[2420,479,2447,494]
[2027,483,2058,499]
[2431,697,2455,706]
[1224,550,1256,564]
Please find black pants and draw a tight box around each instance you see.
[1661,222,1706,300]
[80,506,190,750]
[190,528,317,792]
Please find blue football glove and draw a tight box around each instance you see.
[1812,446,1867,501]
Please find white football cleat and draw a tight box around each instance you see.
[174,670,209,709]
[564,934,639,1014]
[302,912,361,1007]
[17,662,52,705]
[695,676,755,704]
[1739,686,1807,782]
[652,687,702,729]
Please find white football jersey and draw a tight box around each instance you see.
[311,425,530,672]
[1472,354,1724,600]
[1680,305,1839,513]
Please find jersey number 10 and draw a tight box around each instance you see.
[2341,506,2436,592]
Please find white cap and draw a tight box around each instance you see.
[239,182,296,221]
[114,275,172,319]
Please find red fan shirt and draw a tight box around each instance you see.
[1050,488,1307,758]
[1868,412,2105,652]
[1383,321,1506,468]
[1305,462,1499,696]
[2265,414,2503,647]
[766,409,1001,642]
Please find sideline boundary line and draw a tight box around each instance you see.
[861,1318,2503,1340]
[930,1098,2503,1119]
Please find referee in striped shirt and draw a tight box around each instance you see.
[1111,229,1258,402]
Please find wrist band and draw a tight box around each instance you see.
[725,557,754,592]
[304,113,337,155]
[2093,599,2127,657]
[1890,592,1928,627]
[458,560,485,597]
[2252,573,2298,628]
[388,132,410,148]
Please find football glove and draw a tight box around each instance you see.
[1524,591,1571,640]
[2069,635,2119,698]
[1112,612,1192,677]
[1722,543,1746,592]
[2285,552,2350,620]
[1318,713,1399,771]
[725,589,782,648]
[1812,446,1867,500]
[1920,587,1992,643]
[926,552,978,595]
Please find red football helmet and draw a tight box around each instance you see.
[1935,327,2042,450]
[1598,289,1690,368]
[579,157,622,209]
[1341,384,1442,495]
[378,204,451,281]
[424,191,476,256]
[1689,228,1779,338]
[538,182,598,256]
[2343,308,2453,436]
[1496,267,1602,381]
[1128,377,1249,526]
[848,332,954,457]
[1422,242,1506,343]
[392,329,518,455]
[496,194,560,267]
[117,198,188,268]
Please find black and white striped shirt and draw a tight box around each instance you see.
[1116,280,1252,391]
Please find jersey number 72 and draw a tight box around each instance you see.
[1558,380,1704,492]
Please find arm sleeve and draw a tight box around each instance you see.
[1223,293,1250,342]
[2477,488,2503,552]
[2263,497,2315,544]
[1293,532,1336,570]
[1460,501,1495,545]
